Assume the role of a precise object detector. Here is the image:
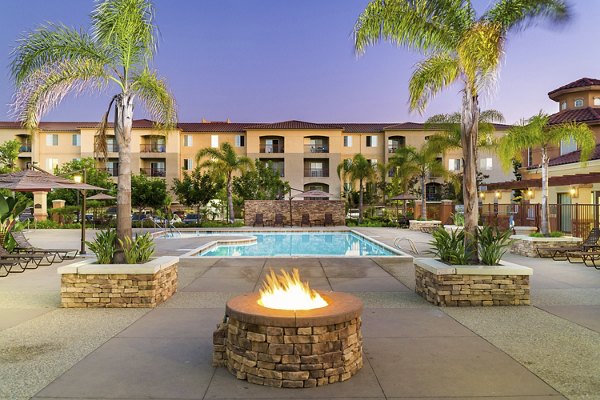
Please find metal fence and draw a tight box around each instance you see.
[480,203,598,238]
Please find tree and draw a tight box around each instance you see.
[233,160,290,201]
[196,142,253,224]
[48,158,116,206]
[172,166,223,219]
[337,154,377,224]
[131,174,167,216]
[388,145,447,220]
[10,0,177,262]
[498,112,595,235]
[354,0,569,262]
[0,140,22,172]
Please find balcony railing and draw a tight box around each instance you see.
[107,143,119,152]
[388,145,401,154]
[19,145,32,152]
[304,168,329,178]
[304,144,329,153]
[259,144,284,153]
[101,167,119,177]
[140,143,166,153]
[140,167,166,177]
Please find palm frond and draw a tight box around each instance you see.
[547,122,596,163]
[95,95,118,162]
[353,0,467,55]
[131,69,177,129]
[480,109,505,123]
[484,0,570,32]
[92,0,156,72]
[497,115,544,171]
[409,53,460,113]
[10,23,112,85]
[11,59,109,130]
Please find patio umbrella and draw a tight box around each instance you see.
[86,193,115,200]
[390,193,418,218]
[0,168,106,192]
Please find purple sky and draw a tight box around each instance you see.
[1,0,599,125]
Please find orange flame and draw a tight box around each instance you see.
[258,268,328,310]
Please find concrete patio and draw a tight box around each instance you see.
[1,228,599,399]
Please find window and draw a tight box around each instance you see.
[479,157,493,171]
[527,147,533,166]
[183,159,193,171]
[46,158,58,171]
[594,97,600,106]
[368,159,377,167]
[448,158,461,171]
[72,134,81,146]
[183,135,193,147]
[46,134,58,146]
[343,135,352,147]
[561,101,567,110]
[560,137,577,155]
[211,135,219,148]
[574,98,584,108]
[366,135,378,147]
[235,135,245,147]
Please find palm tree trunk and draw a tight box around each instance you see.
[540,148,550,236]
[421,174,427,220]
[461,87,480,264]
[227,174,234,224]
[359,179,364,224]
[114,92,133,263]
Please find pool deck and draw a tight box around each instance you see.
[1,227,599,399]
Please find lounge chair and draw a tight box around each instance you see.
[324,213,334,226]
[301,213,312,227]
[536,228,600,260]
[0,247,47,269]
[253,213,265,227]
[581,251,600,269]
[273,213,285,227]
[0,259,21,277]
[11,231,78,261]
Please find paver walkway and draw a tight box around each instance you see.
[0,228,599,399]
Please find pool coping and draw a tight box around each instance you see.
[174,229,411,259]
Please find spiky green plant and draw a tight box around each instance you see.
[86,229,118,264]
[118,233,155,264]
[429,228,472,265]
[478,226,513,265]
[10,0,177,262]
[354,0,570,263]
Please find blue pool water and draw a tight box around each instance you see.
[193,232,396,257]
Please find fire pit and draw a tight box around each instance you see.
[213,269,363,388]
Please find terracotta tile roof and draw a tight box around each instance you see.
[248,120,343,130]
[548,77,600,97]
[338,123,397,133]
[540,143,600,168]
[178,122,255,132]
[548,107,600,125]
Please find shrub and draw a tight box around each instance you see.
[451,212,465,226]
[429,228,472,265]
[529,231,564,238]
[118,233,155,264]
[478,226,513,266]
[86,229,117,264]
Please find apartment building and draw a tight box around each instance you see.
[0,119,511,200]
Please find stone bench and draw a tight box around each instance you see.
[58,256,178,308]
[409,220,442,232]
[414,258,532,306]
[509,235,582,257]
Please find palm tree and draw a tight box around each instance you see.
[10,0,177,262]
[196,142,254,224]
[354,0,569,262]
[388,145,446,220]
[498,112,595,236]
[337,154,377,224]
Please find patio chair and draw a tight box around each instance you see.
[0,246,46,270]
[301,213,312,227]
[273,213,285,227]
[536,228,600,260]
[581,251,600,269]
[0,259,21,277]
[253,213,265,227]
[324,213,334,226]
[11,231,78,261]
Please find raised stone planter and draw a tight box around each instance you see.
[414,258,532,306]
[409,220,441,232]
[58,256,178,308]
[509,235,582,257]
[513,226,538,236]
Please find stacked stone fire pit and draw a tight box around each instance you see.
[212,274,363,388]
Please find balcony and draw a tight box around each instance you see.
[107,143,119,152]
[388,145,401,154]
[102,166,119,177]
[259,144,284,154]
[304,144,329,153]
[140,143,166,153]
[140,167,166,177]
[19,145,32,153]
[304,168,329,178]
[388,136,406,154]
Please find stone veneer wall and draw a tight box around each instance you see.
[213,316,363,388]
[60,263,177,308]
[510,236,581,257]
[409,220,441,231]
[415,265,530,306]
[244,200,345,226]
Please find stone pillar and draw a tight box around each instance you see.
[51,199,66,223]
[440,200,455,225]
[414,202,422,220]
[33,191,48,221]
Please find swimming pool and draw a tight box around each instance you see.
[178,231,398,257]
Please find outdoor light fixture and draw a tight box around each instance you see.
[495,191,502,199]
[527,189,534,198]
[570,187,578,197]
[73,175,82,184]
[479,192,485,199]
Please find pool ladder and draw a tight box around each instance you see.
[393,237,419,255]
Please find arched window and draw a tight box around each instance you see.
[574,98,584,108]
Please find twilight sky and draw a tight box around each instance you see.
[1,0,599,125]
